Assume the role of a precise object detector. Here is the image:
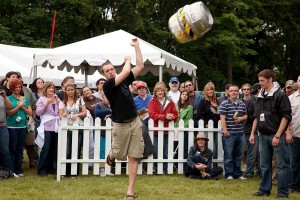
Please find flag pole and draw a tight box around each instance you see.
[50,10,56,48]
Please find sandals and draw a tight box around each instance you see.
[124,194,138,199]
[106,152,115,166]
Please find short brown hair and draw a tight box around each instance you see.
[61,76,74,87]
[153,82,168,97]
[257,69,275,82]
[43,82,56,96]
[5,71,18,78]
[100,61,113,74]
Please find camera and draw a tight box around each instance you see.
[16,116,22,122]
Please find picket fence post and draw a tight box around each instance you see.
[56,117,223,181]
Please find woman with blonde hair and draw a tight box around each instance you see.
[148,81,178,174]
[196,82,220,159]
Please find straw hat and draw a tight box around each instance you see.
[195,132,209,141]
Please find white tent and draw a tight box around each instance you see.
[34,30,197,83]
[0,44,98,87]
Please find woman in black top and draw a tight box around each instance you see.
[196,82,220,159]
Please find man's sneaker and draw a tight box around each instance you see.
[17,173,24,177]
[226,176,233,180]
[238,176,247,180]
[100,168,106,177]
[13,173,19,178]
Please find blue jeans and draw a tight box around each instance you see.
[258,134,288,197]
[245,133,260,176]
[34,119,41,164]
[38,131,58,174]
[8,127,27,174]
[0,126,13,170]
[222,133,245,178]
[289,137,300,190]
[154,134,168,172]
[66,129,83,176]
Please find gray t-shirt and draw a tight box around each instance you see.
[0,96,7,125]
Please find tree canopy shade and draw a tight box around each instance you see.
[1,0,300,90]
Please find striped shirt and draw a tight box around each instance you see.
[219,99,247,134]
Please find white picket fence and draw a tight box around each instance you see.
[56,117,223,181]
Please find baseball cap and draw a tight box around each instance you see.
[169,77,179,83]
[136,81,147,89]
[285,80,295,88]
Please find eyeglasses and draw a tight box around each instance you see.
[185,84,192,88]
[171,82,178,84]
[242,88,251,91]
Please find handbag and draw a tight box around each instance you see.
[140,119,154,159]
[27,116,35,132]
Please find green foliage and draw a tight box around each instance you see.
[0,0,300,89]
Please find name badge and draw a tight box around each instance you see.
[260,113,265,121]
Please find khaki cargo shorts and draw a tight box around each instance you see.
[111,117,144,160]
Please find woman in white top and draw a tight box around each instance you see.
[59,83,86,177]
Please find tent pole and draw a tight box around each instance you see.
[33,65,37,80]
[159,65,163,82]
[85,68,88,86]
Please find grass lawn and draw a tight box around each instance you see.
[1,160,299,200]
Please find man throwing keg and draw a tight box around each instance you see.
[101,38,144,200]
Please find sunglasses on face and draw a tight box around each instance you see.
[171,82,178,84]
[185,84,192,88]
[242,88,251,91]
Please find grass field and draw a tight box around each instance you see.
[1,160,300,200]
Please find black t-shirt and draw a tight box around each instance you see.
[1,85,12,96]
[103,71,137,122]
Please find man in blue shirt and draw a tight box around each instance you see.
[134,81,152,124]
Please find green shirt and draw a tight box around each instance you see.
[175,105,193,128]
[7,95,30,128]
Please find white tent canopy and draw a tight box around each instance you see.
[0,44,98,87]
[34,30,197,82]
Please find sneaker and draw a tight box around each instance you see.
[13,173,19,178]
[106,172,114,176]
[17,173,24,177]
[238,176,247,180]
[226,176,233,180]
[100,168,106,177]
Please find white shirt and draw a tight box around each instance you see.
[168,90,180,104]
[289,90,300,138]
[93,91,103,100]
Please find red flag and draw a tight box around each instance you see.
[50,10,56,48]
